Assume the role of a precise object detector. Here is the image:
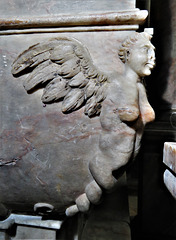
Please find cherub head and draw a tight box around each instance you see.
[118,32,155,77]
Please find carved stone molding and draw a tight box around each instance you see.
[0,25,140,35]
[0,9,147,30]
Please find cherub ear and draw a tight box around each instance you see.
[125,50,130,62]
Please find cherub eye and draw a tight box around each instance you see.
[142,47,148,52]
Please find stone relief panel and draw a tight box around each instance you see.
[0,30,155,218]
[0,0,135,17]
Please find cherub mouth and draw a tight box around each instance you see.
[146,62,155,69]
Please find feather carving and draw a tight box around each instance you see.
[12,37,108,117]
[42,77,70,103]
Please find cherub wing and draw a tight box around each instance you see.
[12,37,108,117]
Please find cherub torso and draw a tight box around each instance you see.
[105,74,140,123]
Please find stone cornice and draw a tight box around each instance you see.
[0,9,148,30]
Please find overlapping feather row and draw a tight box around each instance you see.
[12,37,108,117]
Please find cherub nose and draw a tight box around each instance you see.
[148,48,155,61]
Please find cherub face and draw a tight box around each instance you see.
[126,40,155,77]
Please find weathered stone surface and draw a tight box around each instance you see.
[0,31,131,218]
[163,142,176,172]
[164,169,176,199]
[13,225,56,240]
[0,0,136,17]
[163,142,176,198]
[0,231,8,240]
[0,30,155,218]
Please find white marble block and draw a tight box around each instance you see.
[163,142,176,198]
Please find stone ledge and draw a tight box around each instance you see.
[0,9,148,30]
[164,169,176,199]
[163,142,176,198]
[163,142,176,173]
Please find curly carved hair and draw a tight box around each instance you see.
[118,32,152,63]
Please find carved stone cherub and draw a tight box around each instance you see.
[11,32,155,216]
